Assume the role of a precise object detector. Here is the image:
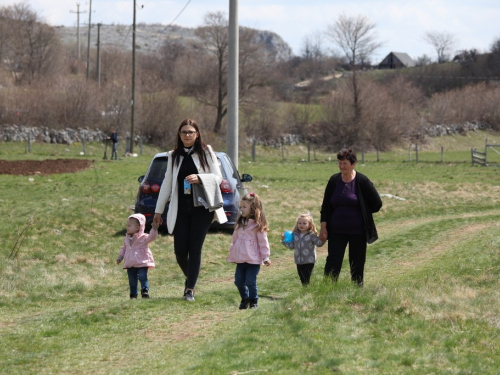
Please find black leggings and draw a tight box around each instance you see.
[324,233,366,285]
[173,199,213,289]
[296,263,315,285]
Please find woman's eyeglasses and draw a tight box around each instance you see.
[180,131,197,136]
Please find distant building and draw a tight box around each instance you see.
[378,52,416,69]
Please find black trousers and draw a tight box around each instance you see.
[296,263,315,285]
[324,233,366,285]
[173,198,213,289]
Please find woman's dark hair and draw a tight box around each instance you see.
[171,118,212,170]
[337,148,357,164]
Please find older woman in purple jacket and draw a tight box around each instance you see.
[319,149,382,286]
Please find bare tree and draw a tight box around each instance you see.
[189,13,277,134]
[238,28,278,106]
[325,14,382,121]
[423,31,457,64]
[0,3,62,84]
[300,31,328,74]
[158,39,186,86]
[326,14,382,67]
[414,54,432,66]
[194,11,229,133]
[488,36,500,76]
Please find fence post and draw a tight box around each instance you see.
[281,143,285,161]
[485,138,488,165]
[307,141,310,162]
[441,146,444,163]
[27,133,31,153]
[471,148,474,166]
[82,138,86,155]
[126,136,131,154]
[415,143,419,164]
[408,143,412,162]
[362,144,365,164]
[252,139,256,162]
[376,147,380,162]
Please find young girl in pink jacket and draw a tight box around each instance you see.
[116,214,158,299]
[227,193,271,309]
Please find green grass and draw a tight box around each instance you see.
[1,137,499,374]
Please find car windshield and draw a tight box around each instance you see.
[222,154,240,180]
[217,157,228,179]
[148,156,168,180]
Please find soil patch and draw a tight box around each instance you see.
[0,159,94,176]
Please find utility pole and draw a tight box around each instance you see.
[96,23,101,87]
[130,0,136,153]
[86,0,92,80]
[227,0,239,168]
[70,3,86,64]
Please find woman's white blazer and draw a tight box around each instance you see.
[155,146,227,233]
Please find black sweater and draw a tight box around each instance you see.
[320,172,382,244]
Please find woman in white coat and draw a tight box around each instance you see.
[153,118,226,302]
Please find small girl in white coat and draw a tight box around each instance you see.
[227,193,271,309]
[117,214,158,299]
[282,212,325,286]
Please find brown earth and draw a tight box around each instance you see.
[0,159,94,176]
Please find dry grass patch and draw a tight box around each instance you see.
[147,311,236,343]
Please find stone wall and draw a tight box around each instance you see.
[0,125,107,144]
[0,121,493,146]
[423,121,492,137]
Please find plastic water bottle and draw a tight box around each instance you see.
[283,230,294,243]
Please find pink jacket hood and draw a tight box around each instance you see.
[118,213,157,269]
[129,213,146,237]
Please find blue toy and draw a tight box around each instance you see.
[283,230,294,243]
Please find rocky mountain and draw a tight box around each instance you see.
[54,23,293,61]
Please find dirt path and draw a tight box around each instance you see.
[0,159,94,175]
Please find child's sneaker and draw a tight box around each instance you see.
[141,288,150,299]
[249,299,258,309]
[239,299,249,310]
[183,289,195,302]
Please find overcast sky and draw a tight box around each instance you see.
[2,0,499,62]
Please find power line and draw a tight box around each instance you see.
[162,0,191,31]
[135,0,192,52]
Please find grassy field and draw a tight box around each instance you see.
[1,134,499,374]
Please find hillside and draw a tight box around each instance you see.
[54,23,294,61]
